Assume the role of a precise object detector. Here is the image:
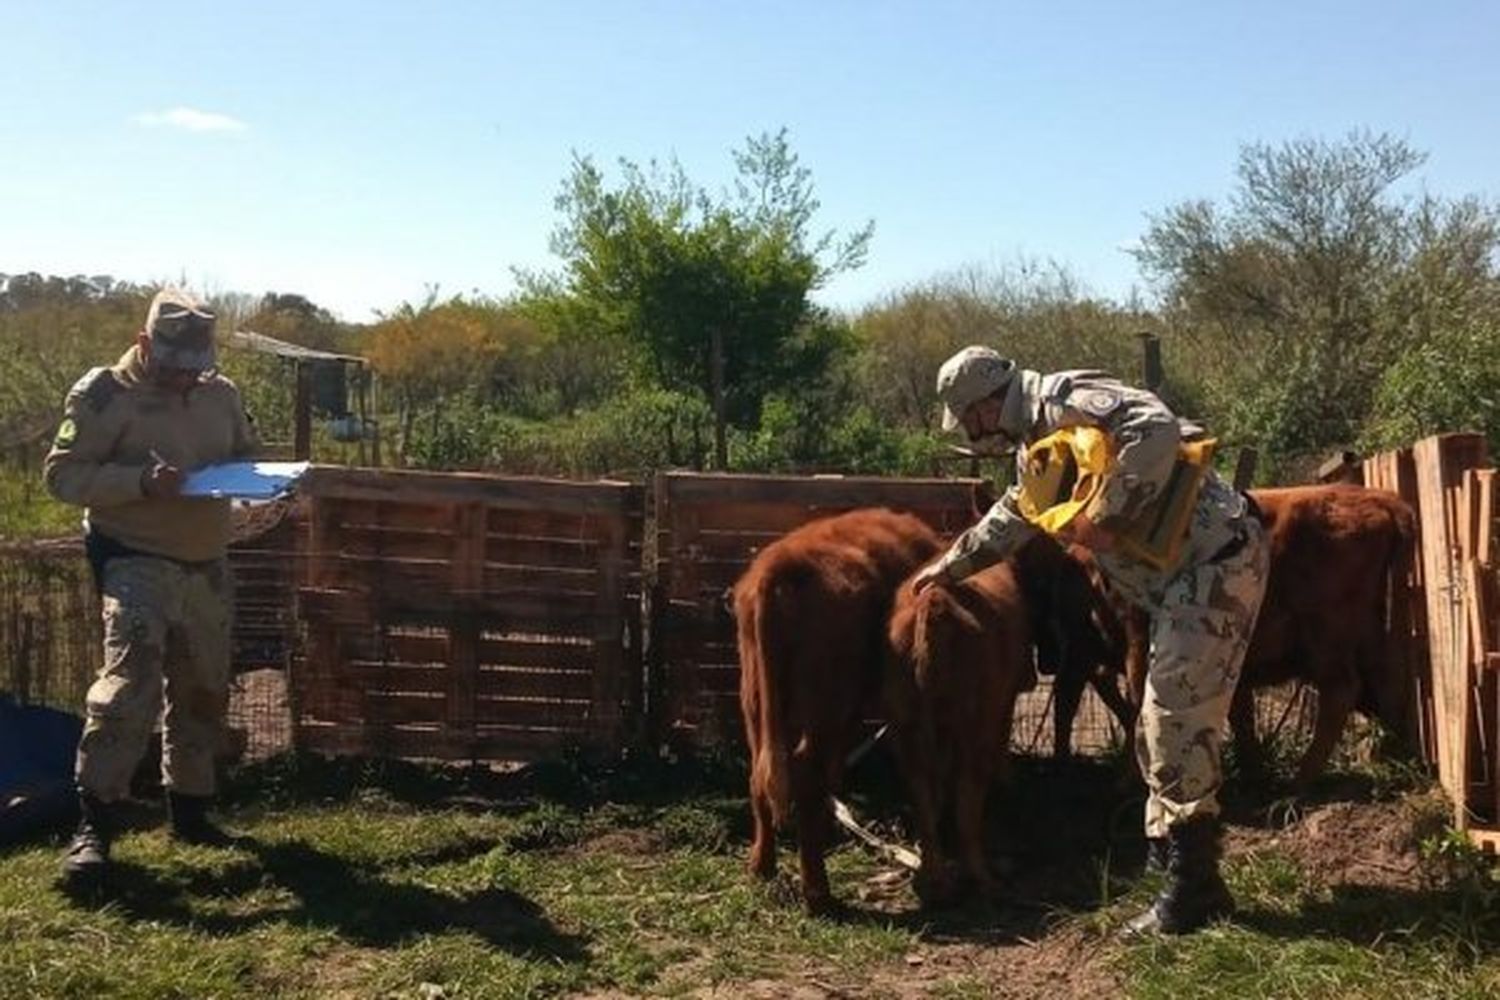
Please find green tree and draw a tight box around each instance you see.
[1133,131,1500,476]
[852,260,1149,433]
[535,129,872,469]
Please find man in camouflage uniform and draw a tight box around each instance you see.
[912,345,1268,935]
[44,289,257,889]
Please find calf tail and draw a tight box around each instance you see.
[742,580,793,827]
[912,588,981,778]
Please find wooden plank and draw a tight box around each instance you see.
[332,525,459,562]
[479,667,595,701]
[1469,560,1493,676]
[1414,433,1490,825]
[484,535,603,571]
[302,465,641,515]
[658,471,988,510]
[589,510,629,745]
[1468,826,1500,855]
[447,503,488,757]
[301,665,600,710]
[667,528,788,562]
[342,662,449,693]
[296,585,619,636]
[479,636,594,670]
[646,475,671,744]
[480,564,603,596]
[362,691,450,725]
[294,722,592,761]
[307,496,341,588]
[321,498,458,532]
[1478,469,1497,567]
[473,695,593,728]
[319,557,455,597]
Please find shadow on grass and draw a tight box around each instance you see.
[98,836,588,961]
[224,746,748,814]
[1237,879,1500,955]
[824,754,1152,944]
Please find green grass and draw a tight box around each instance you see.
[3,752,1499,999]
[0,755,917,999]
[1109,822,1500,1000]
[0,462,77,540]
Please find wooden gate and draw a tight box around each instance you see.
[293,467,643,761]
[650,472,991,750]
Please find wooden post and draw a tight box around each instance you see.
[1139,333,1163,393]
[446,502,486,761]
[1414,433,1489,827]
[294,360,312,461]
[710,328,728,472]
[1233,448,1258,491]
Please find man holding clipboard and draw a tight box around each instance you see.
[44,288,258,889]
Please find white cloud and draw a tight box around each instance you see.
[131,107,248,133]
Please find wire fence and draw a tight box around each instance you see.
[0,503,299,764]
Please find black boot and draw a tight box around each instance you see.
[1144,835,1169,874]
[1124,817,1234,936]
[60,790,114,891]
[167,792,236,847]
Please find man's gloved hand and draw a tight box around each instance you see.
[909,560,951,597]
[141,452,185,499]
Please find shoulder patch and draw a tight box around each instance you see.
[1074,388,1122,419]
[70,368,123,413]
[53,417,77,449]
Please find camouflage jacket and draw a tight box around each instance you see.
[934,369,1251,609]
[44,346,257,563]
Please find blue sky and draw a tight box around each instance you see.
[2,1,1496,322]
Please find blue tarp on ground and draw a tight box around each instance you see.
[0,695,82,844]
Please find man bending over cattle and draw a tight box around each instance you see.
[911,346,1268,936]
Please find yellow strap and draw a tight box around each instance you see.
[1016,426,1217,570]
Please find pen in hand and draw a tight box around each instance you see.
[143,448,185,498]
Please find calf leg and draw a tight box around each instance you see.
[1228,686,1265,781]
[1294,677,1359,791]
[793,749,837,915]
[1052,666,1087,760]
[954,767,995,898]
[896,729,955,905]
[747,774,777,880]
[1090,671,1139,761]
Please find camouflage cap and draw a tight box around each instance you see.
[144,288,217,371]
[935,345,1016,431]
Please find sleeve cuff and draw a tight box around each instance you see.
[91,462,149,506]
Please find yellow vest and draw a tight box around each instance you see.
[1015,425,1216,570]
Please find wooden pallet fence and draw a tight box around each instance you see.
[292,466,644,762]
[650,471,993,751]
[1361,447,1437,767]
[1402,433,1500,851]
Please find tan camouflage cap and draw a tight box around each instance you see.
[935,345,1016,431]
[144,288,217,371]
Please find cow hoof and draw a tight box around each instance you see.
[803,893,843,918]
[747,856,776,881]
[914,864,962,907]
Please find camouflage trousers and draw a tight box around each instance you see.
[1135,518,1269,838]
[76,555,232,802]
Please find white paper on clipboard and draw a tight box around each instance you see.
[180,461,310,500]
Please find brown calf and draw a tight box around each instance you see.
[885,560,1037,904]
[1114,484,1417,788]
[734,507,942,914]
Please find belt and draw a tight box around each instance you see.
[83,529,221,593]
